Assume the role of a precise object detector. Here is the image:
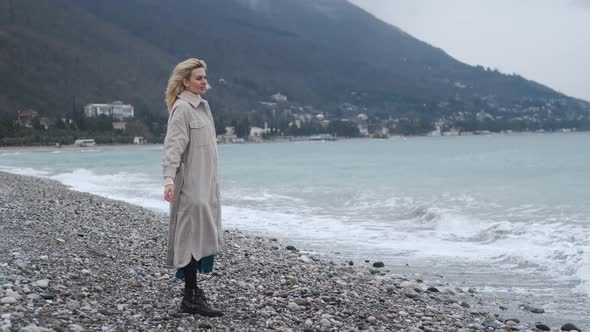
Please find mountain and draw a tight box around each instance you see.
[1,0,589,132]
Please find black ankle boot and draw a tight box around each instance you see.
[180,288,224,317]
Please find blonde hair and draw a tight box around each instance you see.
[165,58,207,112]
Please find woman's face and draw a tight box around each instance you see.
[184,68,207,95]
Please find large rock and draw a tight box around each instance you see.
[561,323,581,331]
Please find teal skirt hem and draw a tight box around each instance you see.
[174,255,214,280]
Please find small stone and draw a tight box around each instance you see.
[400,281,417,288]
[294,298,308,306]
[320,318,331,327]
[561,323,581,331]
[19,324,41,332]
[39,255,48,260]
[427,287,440,292]
[1,297,16,304]
[14,259,27,269]
[523,305,545,314]
[468,287,476,293]
[5,290,21,300]
[505,321,518,327]
[36,280,49,289]
[348,261,354,265]
[305,319,313,327]
[40,293,55,300]
[452,303,463,310]
[285,245,297,251]
[454,321,464,328]
[1,313,10,319]
[68,325,84,332]
[198,322,212,329]
[535,323,550,331]
[367,316,377,324]
[287,302,301,310]
[372,262,385,268]
[505,319,520,324]
[404,289,419,299]
[67,300,81,311]
[57,238,65,243]
[298,255,311,263]
[81,269,91,275]
[27,294,40,300]
[460,302,471,308]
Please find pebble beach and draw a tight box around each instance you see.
[0,172,582,332]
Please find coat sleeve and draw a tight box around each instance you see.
[162,103,190,180]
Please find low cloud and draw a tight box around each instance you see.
[571,0,590,8]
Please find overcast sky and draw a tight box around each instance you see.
[349,0,590,101]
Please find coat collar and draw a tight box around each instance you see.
[177,91,204,108]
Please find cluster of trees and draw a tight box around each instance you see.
[4,107,590,146]
[211,108,362,139]
[0,113,157,146]
[0,124,131,146]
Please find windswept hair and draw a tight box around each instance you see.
[165,58,207,112]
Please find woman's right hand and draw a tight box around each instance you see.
[164,184,175,202]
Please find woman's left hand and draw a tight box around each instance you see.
[164,184,175,202]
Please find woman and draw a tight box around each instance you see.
[162,58,224,317]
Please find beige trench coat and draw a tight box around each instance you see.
[162,91,223,268]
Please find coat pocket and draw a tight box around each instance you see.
[189,120,211,146]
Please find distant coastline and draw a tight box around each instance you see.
[1,129,587,153]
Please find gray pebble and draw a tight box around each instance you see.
[0,297,16,304]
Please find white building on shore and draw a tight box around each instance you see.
[84,101,134,121]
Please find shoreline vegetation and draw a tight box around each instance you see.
[0,172,583,331]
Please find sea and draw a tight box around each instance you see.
[1,132,589,327]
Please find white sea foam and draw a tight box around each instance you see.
[4,163,588,296]
[0,166,50,177]
[0,152,22,157]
